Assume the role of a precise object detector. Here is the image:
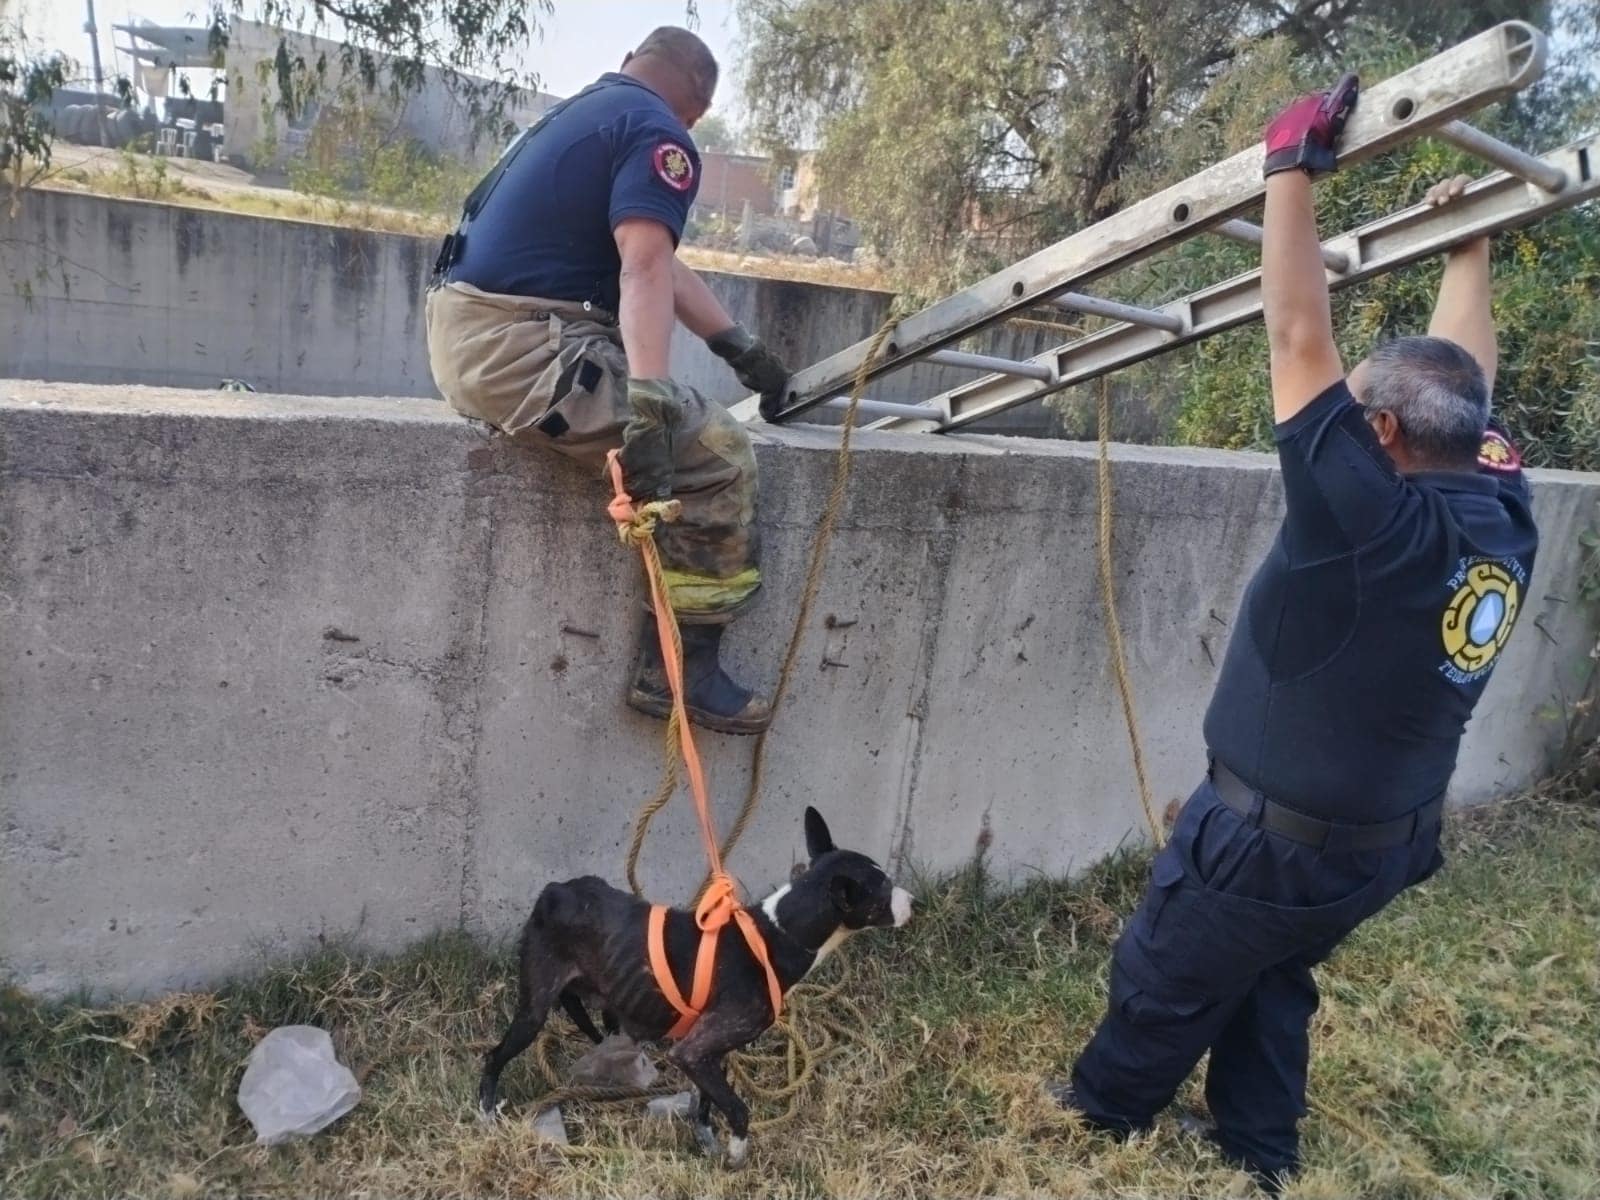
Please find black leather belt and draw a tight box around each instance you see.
[1209,759,1444,851]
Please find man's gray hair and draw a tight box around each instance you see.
[1360,335,1489,469]
[635,26,719,105]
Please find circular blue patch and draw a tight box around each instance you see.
[1469,592,1505,645]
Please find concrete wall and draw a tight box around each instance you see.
[222,20,559,171]
[4,380,1595,998]
[0,189,1067,433]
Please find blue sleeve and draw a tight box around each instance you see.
[609,118,700,245]
[1272,379,1407,562]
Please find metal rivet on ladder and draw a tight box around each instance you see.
[818,396,944,422]
[1215,219,1352,273]
[1051,292,1185,334]
[924,348,1054,383]
[1433,120,1568,192]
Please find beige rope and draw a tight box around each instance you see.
[1096,376,1165,847]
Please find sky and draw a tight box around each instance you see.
[20,0,743,114]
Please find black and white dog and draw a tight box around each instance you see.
[479,807,913,1165]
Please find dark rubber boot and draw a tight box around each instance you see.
[1042,1080,1137,1140]
[627,616,773,735]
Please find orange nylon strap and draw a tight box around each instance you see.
[611,451,784,1038]
[649,903,723,1040]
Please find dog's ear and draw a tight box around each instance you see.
[828,873,862,912]
[804,807,835,859]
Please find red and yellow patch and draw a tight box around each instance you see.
[652,142,695,192]
[1478,429,1521,473]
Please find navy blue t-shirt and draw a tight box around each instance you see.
[1203,380,1538,821]
[451,73,701,311]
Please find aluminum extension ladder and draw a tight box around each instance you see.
[733,21,1598,434]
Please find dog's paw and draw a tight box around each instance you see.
[692,1122,721,1159]
[476,1097,506,1126]
[725,1135,749,1169]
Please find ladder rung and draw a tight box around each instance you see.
[874,132,1598,433]
[816,396,943,423]
[757,21,1548,424]
[925,349,1055,382]
[1051,292,1184,333]
[1433,119,1568,191]
[1215,219,1352,273]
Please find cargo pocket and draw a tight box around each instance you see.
[1118,985,1211,1026]
[533,350,607,440]
[516,321,622,445]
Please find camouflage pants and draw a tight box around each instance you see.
[425,282,760,621]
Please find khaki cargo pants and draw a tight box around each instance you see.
[426,282,761,620]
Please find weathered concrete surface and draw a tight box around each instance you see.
[0,189,1066,432]
[3,381,1595,997]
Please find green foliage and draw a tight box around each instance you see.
[285,95,481,217]
[204,0,554,140]
[0,20,69,204]
[742,0,1600,469]
[692,111,738,152]
[1156,35,1600,472]
[739,0,1565,286]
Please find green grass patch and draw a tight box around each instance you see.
[3,783,1596,1198]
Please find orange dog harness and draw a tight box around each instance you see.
[606,451,784,1039]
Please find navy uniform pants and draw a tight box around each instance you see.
[1071,776,1442,1179]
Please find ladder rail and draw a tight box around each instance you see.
[739,20,1548,427]
[872,132,1597,433]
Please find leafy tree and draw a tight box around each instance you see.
[0,17,69,205]
[739,0,1562,288]
[199,0,553,141]
[743,0,1600,469]
[693,111,738,152]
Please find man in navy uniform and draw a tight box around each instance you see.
[1051,77,1539,1191]
[427,27,789,734]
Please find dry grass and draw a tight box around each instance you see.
[43,165,453,240]
[37,152,890,289]
[3,766,1597,1199]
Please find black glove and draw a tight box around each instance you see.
[620,378,686,501]
[706,324,790,416]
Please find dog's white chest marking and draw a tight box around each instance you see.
[760,883,852,976]
[760,884,791,925]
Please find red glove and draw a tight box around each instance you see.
[1263,73,1359,178]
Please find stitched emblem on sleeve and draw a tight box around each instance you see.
[1477,428,1521,473]
[652,142,695,192]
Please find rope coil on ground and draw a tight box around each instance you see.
[528,962,863,1131]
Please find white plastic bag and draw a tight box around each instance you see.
[646,1091,696,1121]
[567,1034,658,1090]
[529,1105,569,1144]
[238,1025,361,1145]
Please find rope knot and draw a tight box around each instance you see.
[610,497,682,545]
[695,871,741,932]
[604,450,682,544]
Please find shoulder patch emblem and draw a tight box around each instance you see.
[1478,429,1521,473]
[652,142,695,192]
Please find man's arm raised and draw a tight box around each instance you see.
[1348,175,1496,398]
[1260,74,1360,424]
[1425,176,1497,393]
[1264,172,1345,423]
